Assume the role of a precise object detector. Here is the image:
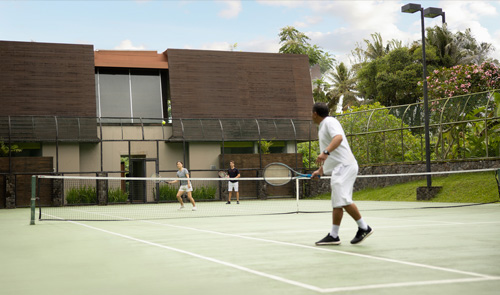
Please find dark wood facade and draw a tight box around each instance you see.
[0,41,96,117]
[0,157,53,208]
[167,49,314,141]
[167,49,313,119]
[0,41,98,140]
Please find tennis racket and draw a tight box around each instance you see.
[263,162,316,186]
[218,170,228,178]
[150,173,167,184]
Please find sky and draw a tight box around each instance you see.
[1,0,500,66]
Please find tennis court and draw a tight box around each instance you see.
[2,200,499,295]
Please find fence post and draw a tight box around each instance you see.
[30,175,36,225]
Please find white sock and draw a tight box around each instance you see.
[330,225,340,238]
[356,218,368,230]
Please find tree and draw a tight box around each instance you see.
[312,78,339,112]
[423,63,500,160]
[328,62,359,111]
[425,62,500,99]
[425,24,457,67]
[363,32,387,60]
[357,47,431,106]
[278,26,335,74]
[278,26,310,55]
[454,28,494,65]
[426,25,496,67]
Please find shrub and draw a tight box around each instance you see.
[66,186,97,204]
[108,187,128,203]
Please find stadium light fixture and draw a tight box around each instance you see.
[424,7,446,24]
[401,3,444,188]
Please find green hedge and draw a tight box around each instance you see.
[156,184,217,202]
[66,186,128,204]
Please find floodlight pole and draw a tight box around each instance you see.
[419,7,432,188]
[402,3,444,188]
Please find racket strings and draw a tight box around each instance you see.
[263,165,293,186]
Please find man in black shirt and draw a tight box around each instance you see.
[227,160,241,204]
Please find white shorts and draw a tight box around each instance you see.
[329,164,358,208]
[178,184,193,192]
[228,181,239,192]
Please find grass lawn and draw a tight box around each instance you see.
[315,171,500,203]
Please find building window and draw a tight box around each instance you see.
[221,141,285,154]
[96,68,164,123]
[222,142,254,154]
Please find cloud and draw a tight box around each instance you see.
[294,15,323,28]
[308,1,400,31]
[114,40,146,50]
[238,38,280,53]
[257,0,305,8]
[217,0,242,19]
[189,37,279,54]
[298,2,407,61]
[198,41,235,51]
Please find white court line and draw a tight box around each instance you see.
[321,277,500,293]
[142,219,498,279]
[58,217,324,293]
[238,220,500,236]
[43,213,500,293]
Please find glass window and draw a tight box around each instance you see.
[97,68,131,123]
[130,69,162,123]
[96,68,165,124]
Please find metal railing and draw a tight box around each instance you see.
[336,89,500,164]
[1,89,499,172]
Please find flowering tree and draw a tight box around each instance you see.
[420,62,500,159]
[424,62,500,99]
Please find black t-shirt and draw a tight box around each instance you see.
[227,168,240,183]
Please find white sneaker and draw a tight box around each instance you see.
[192,207,197,211]
[178,205,185,210]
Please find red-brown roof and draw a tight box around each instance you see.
[94,50,168,69]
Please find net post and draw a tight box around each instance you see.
[295,178,299,213]
[30,175,36,225]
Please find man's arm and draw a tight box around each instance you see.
[316,134,343,165]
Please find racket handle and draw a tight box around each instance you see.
[300,174,319,179]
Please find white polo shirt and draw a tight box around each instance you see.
[318,116,357,175]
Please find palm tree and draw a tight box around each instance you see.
[426,25,494,66]
[454,28,493,64]
[364,32,387,61]
[328,62,359,112]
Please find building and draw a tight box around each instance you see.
[0,40,315,207]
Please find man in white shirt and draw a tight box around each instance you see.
[311,102,373,245]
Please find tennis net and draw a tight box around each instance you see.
[31,168,499,222]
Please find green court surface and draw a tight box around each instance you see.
[1,201,500,295]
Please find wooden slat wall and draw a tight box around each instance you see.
[167,49,313,120]
[0,41,96,117]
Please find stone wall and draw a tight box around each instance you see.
[305,159,500,198]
